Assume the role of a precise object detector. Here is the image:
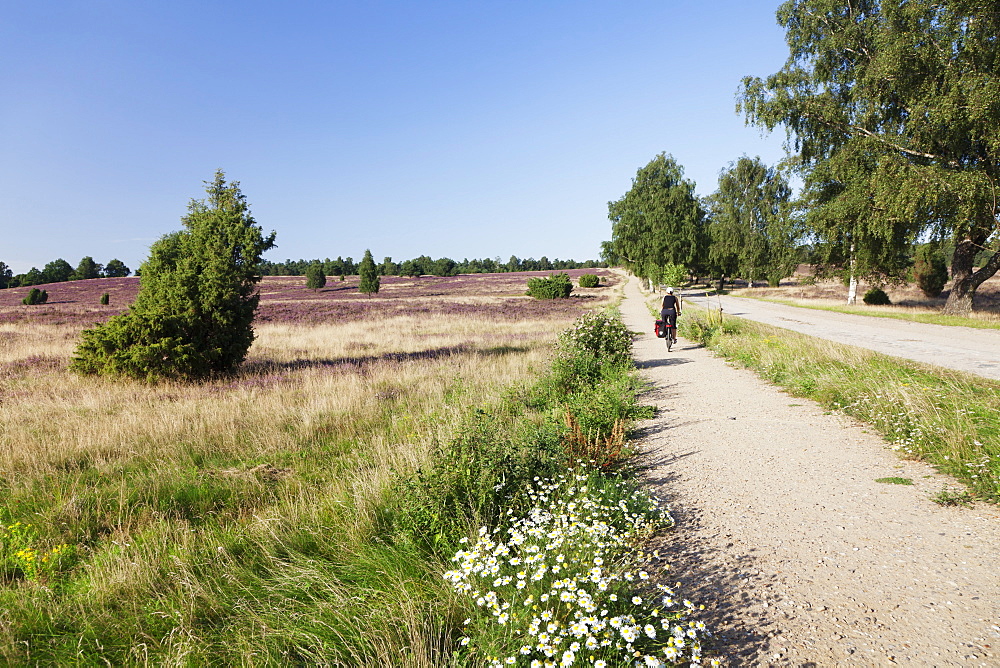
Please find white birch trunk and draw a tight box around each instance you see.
[846,243,858,305]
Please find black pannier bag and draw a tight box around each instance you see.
[654,319,667,338]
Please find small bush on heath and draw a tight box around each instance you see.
[22,289,48,305]
[578,273,600,288]
[527,273,573,299]
[863,287,891,305]
[100,293,110,305]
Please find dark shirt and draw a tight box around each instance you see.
[661,294,680,312]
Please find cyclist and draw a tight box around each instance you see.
[660,287,681,345]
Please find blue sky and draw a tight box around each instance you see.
[2,1,791,274]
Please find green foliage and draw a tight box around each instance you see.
[394,309,645,556]
[70,256,102,281]
[22,288,48,305]
[526,272,573,299]
[99,293,110,306]
[659,263,687,289]
[577,273,600,288]
[740,0,1000,312]
[103,259,130,278]
[608,152,705,285]
[0,522,75,584]
[914,243,949,298]
[0,261,11,289]
[304,262,326,290]
[70,170,276,381]
[863,287,891,306]
[43,259,73,283]
[358,249,380,295]
[706,156,800,286]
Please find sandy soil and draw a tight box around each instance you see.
[622,276,1000,666]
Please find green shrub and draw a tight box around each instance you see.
[863,287,891,305]
[799,275,817,286]
[22,289,48,305]
[305,262,326,290]
[99,293,110,306]
[358,249,380,295]
[526,272,572,299]
[578,273,600,288]
[914,242,948,298]
[70,171,276,381]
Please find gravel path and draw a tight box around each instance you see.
[623,277,1000,666]
[684,292,1000,381]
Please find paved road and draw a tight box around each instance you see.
[681,291,1000,381]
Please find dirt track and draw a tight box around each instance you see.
[623,277,1000,666]
[684,292,1000,381]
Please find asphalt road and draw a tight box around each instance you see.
[680,291,1000,381]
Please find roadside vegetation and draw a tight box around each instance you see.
[677,304,1000,503]
[0,269,714,665]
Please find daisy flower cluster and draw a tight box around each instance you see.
[443,472,717,666]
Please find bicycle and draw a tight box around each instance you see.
[654,318,678,351]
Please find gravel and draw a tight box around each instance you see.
[623,276,1000,666]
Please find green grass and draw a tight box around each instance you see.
[875,477,914,485]
[0,310,702,666]
[679,304,1000,503]
[740,295,1000,330]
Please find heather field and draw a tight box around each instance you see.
[0,269,612,327]
[0,269,716,666]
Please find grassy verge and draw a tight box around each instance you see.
[0,304,713,665]
[677,305,1000,503]
[397,310,714,666]
[736,295,1000,330]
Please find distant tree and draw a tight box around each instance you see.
[358,249,380,296]
[608,152,705,286]
[506,255,521,272]
[0,262,11,289]
[20,268,45,286]
[43,259,74,283]
[305,261,326,290]
[71,170,276,380]
[706,157,800,288]
[103,259,131,277]
[399,259,421,277]
[379,256,398,276]
[432,257,457,276]
[70,256,103,281]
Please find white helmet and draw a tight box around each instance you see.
[666,287,674,294]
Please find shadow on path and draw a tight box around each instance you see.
[636,356,694,369]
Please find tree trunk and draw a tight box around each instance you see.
[944,234,1000,315]
[846,243,857,305]
[717,276,725,293]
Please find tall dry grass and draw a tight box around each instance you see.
[0,279,624,664]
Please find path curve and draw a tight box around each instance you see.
[624,277,1000,666]
[684,292,1000,381]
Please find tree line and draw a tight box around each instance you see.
[0,257,131,289]
[609,0,1000,314]
[260,255,605,278]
